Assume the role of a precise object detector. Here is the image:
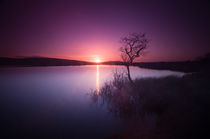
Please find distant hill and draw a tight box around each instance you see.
[134,53,210,73]
[0,57,126,67]
[0,57,93,67]
[1,54,209,73]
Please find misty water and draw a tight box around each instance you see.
[0,65,184,138]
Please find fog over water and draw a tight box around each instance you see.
[0,65,184,138]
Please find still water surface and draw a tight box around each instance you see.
[0,65,184,138]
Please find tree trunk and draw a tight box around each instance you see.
[126,65,133,83]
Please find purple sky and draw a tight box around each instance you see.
[0,0,209,62]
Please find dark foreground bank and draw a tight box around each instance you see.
[91,72,210,139]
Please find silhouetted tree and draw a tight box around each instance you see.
[120,33,149,82]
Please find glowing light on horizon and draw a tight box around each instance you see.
[95,58,101,63]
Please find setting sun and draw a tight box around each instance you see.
[95,58,101,63]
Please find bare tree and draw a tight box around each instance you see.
[120,33,149,83]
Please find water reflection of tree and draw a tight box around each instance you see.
[89,72,210,139]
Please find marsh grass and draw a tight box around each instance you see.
[90,72,210,139]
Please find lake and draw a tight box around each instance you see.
[0,65,184,138]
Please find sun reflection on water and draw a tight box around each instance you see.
[96,65,100,94]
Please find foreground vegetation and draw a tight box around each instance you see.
[90,71,210,139]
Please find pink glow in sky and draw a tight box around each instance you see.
[0,0,209,62]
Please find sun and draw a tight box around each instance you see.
[95,58,101,63]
